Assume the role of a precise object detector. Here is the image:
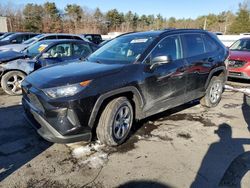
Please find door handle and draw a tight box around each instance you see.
[208,57,214,62]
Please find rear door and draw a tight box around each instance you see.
[181,33,215,100]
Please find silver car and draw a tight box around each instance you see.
[0,33,90,52]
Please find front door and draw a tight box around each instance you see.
[143,35,187,116]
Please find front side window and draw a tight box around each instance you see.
[46,43,72,58]
[88,35,156,64]
[230,39,250,51]
[183,34,205,57]
[147,35,182,64]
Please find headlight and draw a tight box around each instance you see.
[43,80,92,98]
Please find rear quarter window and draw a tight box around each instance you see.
[203,34,219,52]
[182,34,206,57]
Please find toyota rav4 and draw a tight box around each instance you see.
[22,29,228,146]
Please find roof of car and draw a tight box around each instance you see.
[121,29,207,38]
[36,39,89,43]
[40,33,84,37]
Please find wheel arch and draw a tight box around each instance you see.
[0,69,27,85]
[88,86,145,129]
[205,66,227,89]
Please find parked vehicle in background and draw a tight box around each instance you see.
[22,29,228,146]
[228,38,250,79]
[82,34,103,44]
[0,32,38,47]
[0,33,94,52]
[0,32,5,36]
[0,32,15,41]
[0,39,96,95]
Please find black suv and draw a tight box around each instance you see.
[22,29,228,146]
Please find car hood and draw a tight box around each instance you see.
[0,50,25,63]
[0,41,9,46]
[0,44,27,52]
[25,61,125,89]
[229,50,250,62]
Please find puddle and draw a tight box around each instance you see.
[26,178,80,188]
[177,132,192,139]
[217,113,236,119]
[223,103,242,109]
[158,113,216,127]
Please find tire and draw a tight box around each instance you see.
[200,76,224,108]
[96,97,134,146]
[1,71,26,95]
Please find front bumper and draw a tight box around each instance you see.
[228,71,250,80]
[22,97,92,144]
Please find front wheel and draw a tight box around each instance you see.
[200,76,224,108]
[96,97,134,146]
[1,71,26,95]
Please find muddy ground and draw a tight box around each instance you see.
[1,79,250,188]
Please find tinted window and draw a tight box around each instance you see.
[183,34,205,57]
[57,35,72,40]
[46,43,72,58]
[71,36,82,40]
[203,34,218,52]
[149,35,182,63]
[73,43,92,57]
[44,36,57,40]
[15,35,29,43]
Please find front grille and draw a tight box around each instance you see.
[228,60,246,68]
[229,71,243,76]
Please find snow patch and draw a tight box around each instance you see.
[68,141,108,168]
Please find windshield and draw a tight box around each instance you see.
[88,35,156,64]
[1,34,14,41]
[22,34,44,45]
[24,41,51,58]
[230,39,250,51]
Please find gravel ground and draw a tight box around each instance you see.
[1,80,250,188]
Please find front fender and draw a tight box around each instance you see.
[0,60,35,75]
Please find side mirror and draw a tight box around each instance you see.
[41,53,50,59]
[150,55,172,69]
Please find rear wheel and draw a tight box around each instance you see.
[96,97,133,146]
[1,71,25,95]
[200,76,224,108]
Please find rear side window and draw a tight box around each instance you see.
[182,34,205,57]
[71,36,82,40]
[203,34,219,52]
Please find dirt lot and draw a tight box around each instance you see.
[1,80,250,188]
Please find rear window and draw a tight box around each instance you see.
[182,34,205,57]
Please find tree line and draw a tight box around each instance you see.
[0,1,249,34]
